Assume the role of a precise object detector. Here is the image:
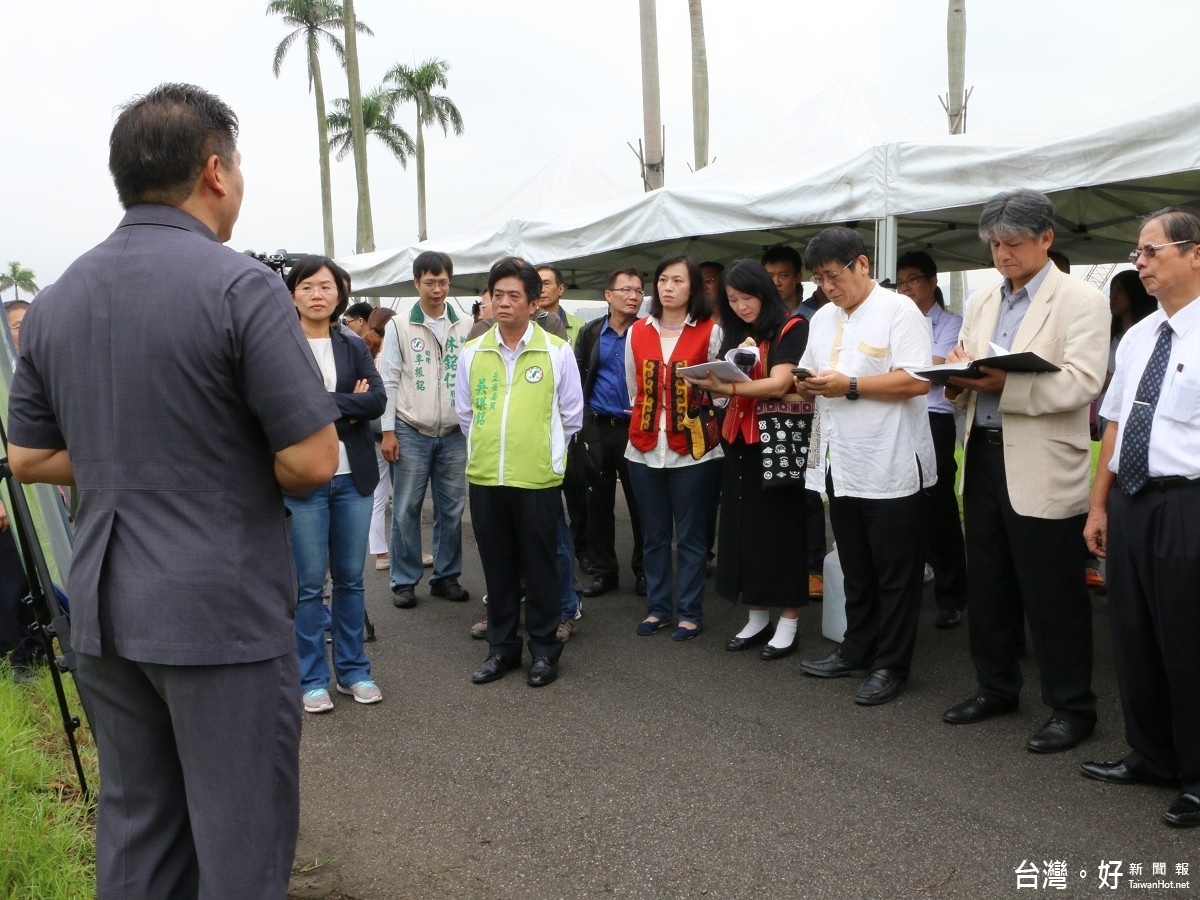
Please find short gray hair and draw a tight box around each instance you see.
[978,189,1055,243]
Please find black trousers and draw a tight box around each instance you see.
[582,416,643,580]
[563,442,589,557]
[469,483,564,662]
[828,477,925,676]
[0,527,36,667]
[1107,481,1200,791]
[925,412,967,612]
[805,489,826,574]
[962,429,1095,724]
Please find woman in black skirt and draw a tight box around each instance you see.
[684,259,809,659]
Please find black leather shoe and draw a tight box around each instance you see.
[799,652,869,679]
[582,575,619,597]
[759,640,798,661]
[942,694,1019,725]
[855,669,905,706]
[392,586,417,609]
[472,655,518,684]
[934,608,963,630]
[1163,792,1200,828]
[725,627,771,652]
[1080,760,1174,786]
[1026,717,1094,753]
[527,656,559,687]
[577,553,595,575]
[430,576,469,602]
[634,576,648,597]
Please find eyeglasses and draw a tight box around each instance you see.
[295,283,338,297]
[608,286,643,295]
[893,274,928,289]
[810,261,855,288]
[1129,240,1196,264]
[419,278,450,290]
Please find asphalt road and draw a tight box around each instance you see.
[289,501,1195,899]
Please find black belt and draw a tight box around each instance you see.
[972,426,1003,444]
[1143,475,1200,492]
[586,411,630,427]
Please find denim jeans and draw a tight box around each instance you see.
[626,460,719,626]
[390,424,467,588]
[557,509,580,621]
[285,474,374,694]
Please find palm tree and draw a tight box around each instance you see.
[638,0,664,190]
[267,0,372,257]
[688,0,709,172]
[342,0,374,253]
[0,261,39,301]
[383,58,465,242]
[327,90,415,167]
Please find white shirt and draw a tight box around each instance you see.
[307,337,352,476]
[800,283,935,499]
[623,317,725,469]
[1101,296,1200,479]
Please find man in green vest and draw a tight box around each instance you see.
[456,257,584,687]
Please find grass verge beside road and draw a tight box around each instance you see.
[0,664,97,899]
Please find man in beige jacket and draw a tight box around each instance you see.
[941,189,1109,754]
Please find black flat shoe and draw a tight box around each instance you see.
[942,694,1019,725]
[1026,717,1094,753]
[725,627,771,652]
[582,575,619,597]
[934,608,963,630]
[759,640,797,661]
[634,576,648,597]
[471,654,519,684]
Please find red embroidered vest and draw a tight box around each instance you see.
[722,316,806,445]
[628,318,716,455]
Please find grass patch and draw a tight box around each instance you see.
[0,662,97,899]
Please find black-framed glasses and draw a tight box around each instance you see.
[894,274,929,289]
[1129,240,1196,264]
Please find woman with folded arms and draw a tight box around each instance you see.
[685,259,809,658]
[625,252,723,641]
[285,256,386,713]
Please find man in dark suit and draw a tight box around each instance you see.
[7,83,339,899]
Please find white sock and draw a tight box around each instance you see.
[768,616,798,649]
[735,610,770,639]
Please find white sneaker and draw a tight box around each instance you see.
[303,688,333,714]
[375,556,390,570]
[336,680,382,705]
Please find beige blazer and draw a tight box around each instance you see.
[957,265,1109,519]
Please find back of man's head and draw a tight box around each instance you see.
[109,83,239,210]
[978,189,1055,243]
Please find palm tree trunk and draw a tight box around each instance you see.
[415,111,428,242]
[688,0,709,172]
[638,0,664,190]
[343,0,374,253]
[309,34,336,257]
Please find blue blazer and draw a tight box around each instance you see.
[329,328,387,496]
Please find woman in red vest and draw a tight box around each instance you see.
[625,253,723,640]
[684,260,810,658]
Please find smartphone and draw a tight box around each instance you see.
[791,367,813,380]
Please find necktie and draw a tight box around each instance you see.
[1118,322,1174,495]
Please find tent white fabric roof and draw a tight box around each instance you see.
[342,94,1200,296]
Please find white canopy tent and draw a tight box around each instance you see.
[342,94,1200,296]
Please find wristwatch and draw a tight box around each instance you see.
[846,377,860,400]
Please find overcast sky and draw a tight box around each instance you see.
[5,0,1199,290]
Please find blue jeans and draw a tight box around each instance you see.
[557,510,580,621]
[390,424,467,588]
[285,474,374,694]
[627,461,719,626]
